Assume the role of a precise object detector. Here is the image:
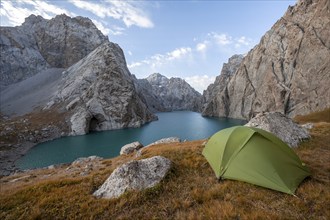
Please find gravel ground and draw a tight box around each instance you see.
[0,68,64,117]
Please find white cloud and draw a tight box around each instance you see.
[185,75,216,93]
[68,0,108,18]
[167,47,192,60]
[92,20,124,36]
[238,36,249,45]
[109,1,154,28]
[196,42,207,52]
[128,51,133,56]
[69,0,153,28]
[128,62,143,68]
[235,36,253,48]
[0,0,74,26]
[209,33,232,46]
[128,47,192,71]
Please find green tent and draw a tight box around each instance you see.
[202,126,311,195]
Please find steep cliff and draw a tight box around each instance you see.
[202,0,330,119]
[135,73,202,112]
[202,55,244,117]
[51,41,156,135]
[0,14,107,86]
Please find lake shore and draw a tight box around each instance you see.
[1,118,329,219]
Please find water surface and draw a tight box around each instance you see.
[16,111,245,169]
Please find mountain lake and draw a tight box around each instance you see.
[16,111,246,169]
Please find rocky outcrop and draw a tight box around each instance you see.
[146,137,181,147]
[135,73,202,112]
[202,55,244,117]
[0,14,107,86]
[53,41,156,135]
[245,112,310,147]
[120,142,143,155]
[202,0,330,119]
[93,156,172,199]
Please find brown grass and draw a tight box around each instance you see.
[1,110,329,219]
[294,108,330,123]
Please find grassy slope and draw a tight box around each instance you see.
[0,109,329,219]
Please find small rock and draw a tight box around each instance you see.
[120,141,143,155]
[145,137,181,148]
[93,156,172,199]
[301,123,314,130]
[135,149,142,158]
[72,155,103,165]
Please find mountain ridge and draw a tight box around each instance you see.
[134,73,202,112]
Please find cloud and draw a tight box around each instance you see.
[128,47,192,70]
[69,0,154,28]
[128,62,143,68]
[209,33,232,46]
[0,0,74,26]
[92,19,124,36]
[92,19,111,35]
[185,75,216,93]
[167,47,192,60]
[235,36,253,48]
[196,42,207,52]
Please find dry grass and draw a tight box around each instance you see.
[294,108,330,123]
[1,110,329,219]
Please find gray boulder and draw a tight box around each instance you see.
[245,112,310,147]
[93,156,172,199]
[120,141,143,155]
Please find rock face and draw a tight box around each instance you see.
[93,156,172,199]
[135,73,202,112]
[0,14,107,86]
[202,0,330,119]
[53,41,156,135]
[120,142,143,155]
[202,55,244,117]
[133,76,167,112]
[245,112,310,147]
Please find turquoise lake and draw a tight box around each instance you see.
[16,111,246,169]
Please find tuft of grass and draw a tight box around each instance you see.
[1,110,330,219]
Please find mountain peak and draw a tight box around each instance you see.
[146,73,169,85]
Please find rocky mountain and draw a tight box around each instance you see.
[202,0,330,119]
[134,73,202,112]
[0,14,158,174]
[202,54,244,117]
[0,14,107,86]
[0,14,157,136]
[53,41,156,135]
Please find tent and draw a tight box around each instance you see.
[202,126,311,195]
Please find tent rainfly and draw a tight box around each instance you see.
[202,126,311,195]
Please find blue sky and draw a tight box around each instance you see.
[0,0,296,92]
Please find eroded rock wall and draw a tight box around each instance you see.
[202,0,330,119]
